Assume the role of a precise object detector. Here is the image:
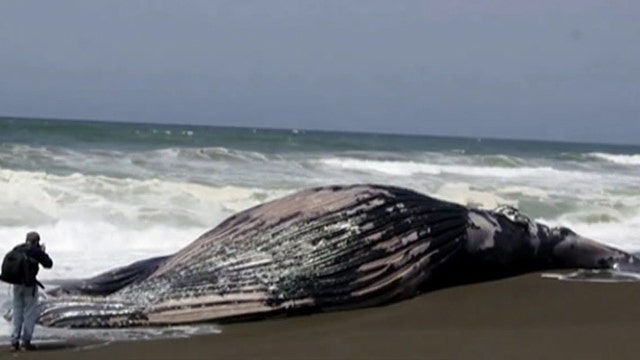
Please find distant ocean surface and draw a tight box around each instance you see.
[1,117,639,340]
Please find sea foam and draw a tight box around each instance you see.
[318,157,579,178]
[0,168,291,280]
[589,152,640,165]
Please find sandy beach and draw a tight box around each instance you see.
[3,272,640,360]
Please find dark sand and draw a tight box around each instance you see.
[4,272,640,359]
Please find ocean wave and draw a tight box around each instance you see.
[588,152,640,165]
[432,182,517,209]
[146,128,195,137]
[0,143,271,166]
[475,154,526,167]
[538,209,640,253]
[0,144,277,185]
[329,151,527,168]
[0,143,147,177]
[318,157,573,178]
[0,168,291,228]
[152,147,270,162]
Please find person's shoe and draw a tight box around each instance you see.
[10,342,20,352]
[22,341,37,351]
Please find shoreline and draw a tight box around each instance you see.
[3,272,640,359]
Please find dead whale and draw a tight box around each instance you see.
[29,184,640,328]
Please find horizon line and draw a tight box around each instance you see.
[0,113,637,149]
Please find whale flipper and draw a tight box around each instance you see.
[47,255,172,297]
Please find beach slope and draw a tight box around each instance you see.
[5,272,640,359]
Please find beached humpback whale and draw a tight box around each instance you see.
[27,184,640,328]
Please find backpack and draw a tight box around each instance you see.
[0,246,38,286]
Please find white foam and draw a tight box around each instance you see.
[589,152,640,165]
[495,186,550,200]
[0,168,292,279]
[318,157,577,179]
[153,147,269,163]
[541,269,640,283]
[433,183,516,209]
[537,209,640,253]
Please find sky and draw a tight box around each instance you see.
[0,1,639,144]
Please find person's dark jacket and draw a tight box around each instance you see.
[14,243,53,287]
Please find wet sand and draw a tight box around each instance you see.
[4,272,640,359]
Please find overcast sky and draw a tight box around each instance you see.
[1,1,638,144]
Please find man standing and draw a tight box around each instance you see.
[4,231,53,351]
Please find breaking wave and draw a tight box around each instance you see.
[588,152,640,165]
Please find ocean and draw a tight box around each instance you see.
[1,117,639,342]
